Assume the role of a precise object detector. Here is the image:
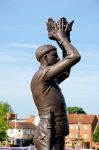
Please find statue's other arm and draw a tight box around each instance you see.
[45,37,80,81]
[56,69,70,84]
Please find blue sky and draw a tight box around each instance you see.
[0,0,99,118]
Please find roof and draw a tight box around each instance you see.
[26,115,40,126]
[26,115,35,123]
[68,114,97,124]
[97,115,99,124]
[8,121,36,129]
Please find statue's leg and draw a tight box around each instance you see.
[57,136,65,150]
[51,136,65,150]
[33,119,49,150]
[52,118,68,150]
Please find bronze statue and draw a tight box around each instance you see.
[31,17,81,150]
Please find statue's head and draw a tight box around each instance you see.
[35,44,56,62]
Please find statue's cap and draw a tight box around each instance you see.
[35,44,56,61]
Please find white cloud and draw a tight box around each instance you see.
[82,51,99,59]
[7,42,40,49]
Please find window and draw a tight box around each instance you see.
[69,133,72,138]
[24,130,27,135]
[30,130,34,134]
[75,125,78,129]
[69,133,75,138]
[70,125,74,129]
[84,125,88,130]
[76,134,78,138]
[10,129,14,134]
[27,130,30,134]
[84,134,88,139]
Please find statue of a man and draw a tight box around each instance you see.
[31,17,81,150]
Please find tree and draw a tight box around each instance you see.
[67,107,86,114]
[0,117,8,141]
[92,126,99,143]
[0,101,13,118]
[0,101,14,141]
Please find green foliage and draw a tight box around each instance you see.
[0,101,13,118]
[0,101,14,141]
[92,126,99,143]
[0,117,8,141]
[67,107,86,114]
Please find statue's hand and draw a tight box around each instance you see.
[47,17,66,41]
[65,20,74,42]
[47,17,74,42]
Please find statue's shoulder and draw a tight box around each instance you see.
[33,66,50,81]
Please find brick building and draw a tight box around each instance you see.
[65,114,98,149]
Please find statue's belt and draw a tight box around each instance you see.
[40,114,66,121]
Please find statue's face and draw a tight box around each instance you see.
[46,49,60,65]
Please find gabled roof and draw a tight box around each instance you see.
[68,114,98,124]
[8,121,36,129]
[26,115,40,126]
[26,115,35,123]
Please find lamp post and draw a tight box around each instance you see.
[78,116,82,148]
[14,114,17,145]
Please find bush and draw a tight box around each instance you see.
[10,144,19,147]
[23,139,33,146]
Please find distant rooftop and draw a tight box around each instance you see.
[8,121,36,129]
[68,114,98,124]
